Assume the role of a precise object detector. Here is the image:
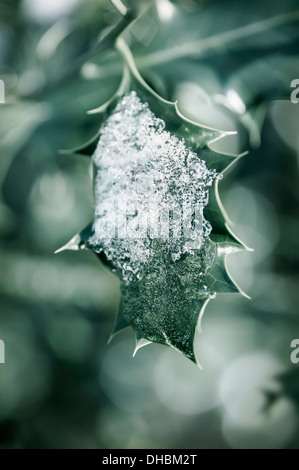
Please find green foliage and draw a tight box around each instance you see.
[58,13,250,364]
[1,0,299,449]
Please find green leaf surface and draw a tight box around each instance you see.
[57,18,250,365]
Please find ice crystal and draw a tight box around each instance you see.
[89,91,218,283]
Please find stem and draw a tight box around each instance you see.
[28,9,136,99]
[22,9,299,98]
[136,9,299,68]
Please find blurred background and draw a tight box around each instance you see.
[0,0,299,449]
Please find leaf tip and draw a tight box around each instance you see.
[240,290,252,300]
[87,107,102,115]
[54,234,81,254]
[133,337,152,357]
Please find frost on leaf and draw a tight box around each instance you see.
[88,91,221,362]
[56,24,248,367]
[89,92,217,281]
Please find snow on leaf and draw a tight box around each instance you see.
[57,36,249,366]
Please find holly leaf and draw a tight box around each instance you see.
[56,26,251,367]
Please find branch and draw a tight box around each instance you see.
[136,9,299,68]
